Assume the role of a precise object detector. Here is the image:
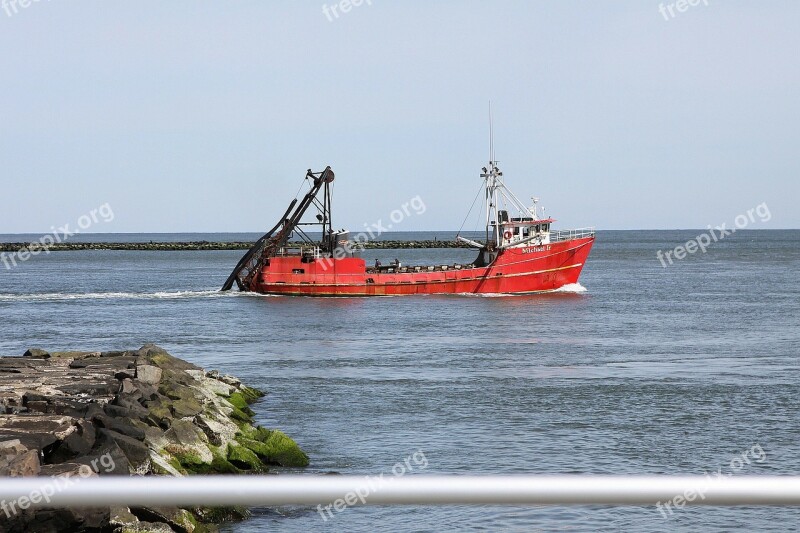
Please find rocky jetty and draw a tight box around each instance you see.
[0,240,470,253]
[352,240,469,249]
[0,345,308,532]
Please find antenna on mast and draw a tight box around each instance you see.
[489,101,494,163]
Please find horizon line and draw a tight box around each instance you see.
[1,228,798,236]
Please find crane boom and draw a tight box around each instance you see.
[220,166,335,291]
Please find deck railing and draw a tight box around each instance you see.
[549,227,596,242]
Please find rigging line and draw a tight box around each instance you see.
[294,174,309,201]
[456,179,489,238]
[330,181,335,225]
[473,187,487,234]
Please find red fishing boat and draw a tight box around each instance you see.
[222,159,595,296]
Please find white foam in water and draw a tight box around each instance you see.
[552,283,588,294]
[0,290,269,302]
[456,283,589,297]
[0,285,587,302]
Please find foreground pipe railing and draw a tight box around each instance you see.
[2,476,800,509]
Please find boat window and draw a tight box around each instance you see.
[514,227,520,236]
[534,225,540,233]
[543,224,550,232]
[523,227,530,237]
[292,269,305,274]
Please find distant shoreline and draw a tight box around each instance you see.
[0,241,471,252]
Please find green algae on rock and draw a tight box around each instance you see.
[236,429,310,468]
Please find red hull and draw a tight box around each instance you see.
[250,237,595,296]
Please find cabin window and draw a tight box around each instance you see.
[366,278,375,284]
[523,227,530,238]
[292,269,305,274]
[514,227,520,236]
[542,224,550,232]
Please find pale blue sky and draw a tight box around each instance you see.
[1,1,797,232]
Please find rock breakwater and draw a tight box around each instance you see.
[0,344,308,532]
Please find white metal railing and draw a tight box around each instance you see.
[549,227,596,243]
[2,476,800,509]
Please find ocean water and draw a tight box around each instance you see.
[1,230,799,532]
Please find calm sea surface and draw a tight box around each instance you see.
[1,230,799,532]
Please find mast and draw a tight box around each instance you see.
[481,162,502,246]
[489,101,494,163]
[457,108,536,251]
[481,103,502,246]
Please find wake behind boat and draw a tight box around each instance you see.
[222,157,595,296]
